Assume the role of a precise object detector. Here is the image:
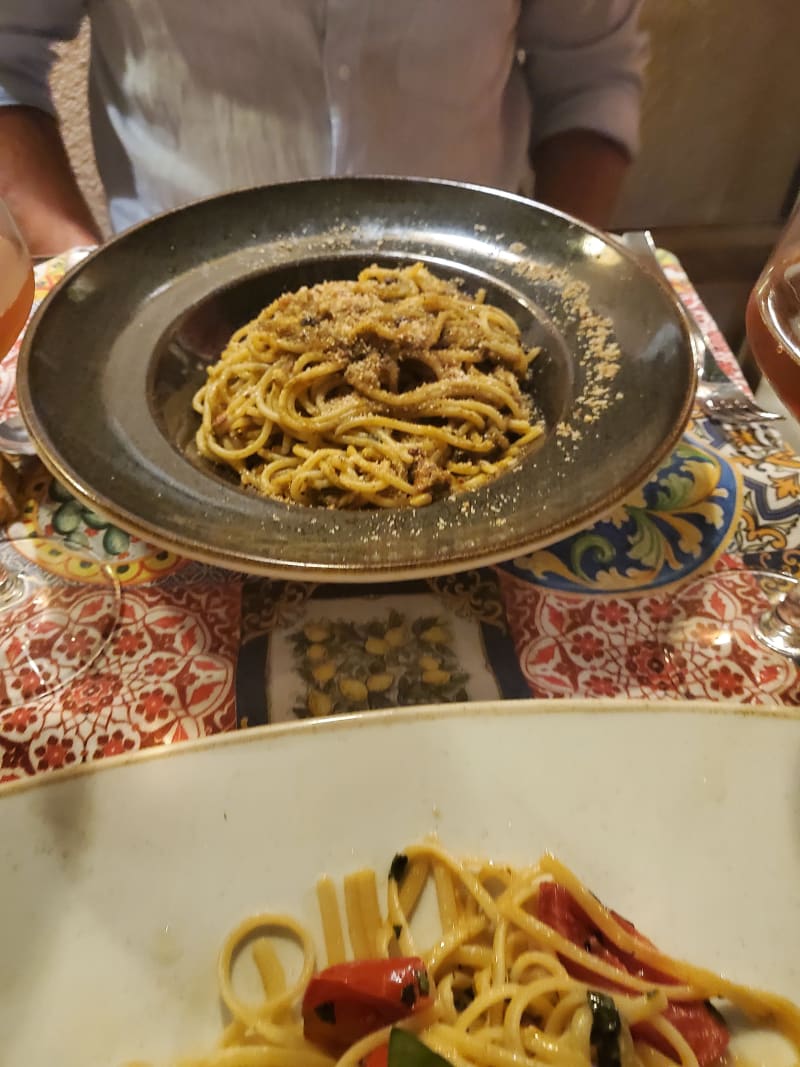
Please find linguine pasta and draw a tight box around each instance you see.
[192,263,543,508]
[168,840,800,1067]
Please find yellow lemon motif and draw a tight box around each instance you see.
[422,669,451,686]
[384,626,406,648]
[367,672,393,693]
[421,625,447,644]
[312,661,336,685]
[365,636,389,655]
[307,690,332,717]
[339,678,368,702]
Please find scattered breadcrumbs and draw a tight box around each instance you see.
[508,249,623,447]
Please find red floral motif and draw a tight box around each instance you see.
[625,640,672,691]
[1,705,39,738]
[9,666,54,705]
[592,600,634,627]
[681,618,725,648]
[93,729,138,759]
[53,625,104,663]
[581,673,620,697]
[135,687,175,724]
[113,630,150,657]
[31,733,80,771]
[145,655,176,678]
[568,630,606,663]
[641,598,680,623]
[707,664,746,699]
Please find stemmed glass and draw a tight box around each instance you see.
[660,198,800,691]
[0,199,120,708]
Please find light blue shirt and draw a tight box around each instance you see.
[0,1,647,233]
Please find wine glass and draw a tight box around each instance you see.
[0,199,120,709]
[659,198,800,695]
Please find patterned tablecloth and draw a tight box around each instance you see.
[1,247,798,782]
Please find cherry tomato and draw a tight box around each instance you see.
[302,957,432,1050]
[537,883,729,1066]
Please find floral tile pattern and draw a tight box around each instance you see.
[0,246,798,784]
[0,577,239,782]
[497,554,796,707]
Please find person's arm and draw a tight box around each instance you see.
[0,1,97,255]
[530,128,630,231]
[0,106,101,256]
[519,0,648,229]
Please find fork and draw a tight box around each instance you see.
[618,229,783,426]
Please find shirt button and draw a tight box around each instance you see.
[337,63,351,81]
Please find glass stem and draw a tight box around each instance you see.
[756,581,800,659]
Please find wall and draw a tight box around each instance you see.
[615,0,800,229]
[51,2,800,236]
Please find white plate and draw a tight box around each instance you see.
[1,698,798,1066]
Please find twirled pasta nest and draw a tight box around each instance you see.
[193,262,543,508]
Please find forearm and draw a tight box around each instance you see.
[0,105,101,256]
[531,129,631,231]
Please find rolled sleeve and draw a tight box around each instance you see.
[519,0,649,157]
[0,2,86,115]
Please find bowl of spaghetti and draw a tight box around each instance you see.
[190,261,546,510]
[18,177,695,580]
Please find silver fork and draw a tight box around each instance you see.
[618,229,783,426]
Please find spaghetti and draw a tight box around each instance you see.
[192,263,543,508]
[172,840,800,1067]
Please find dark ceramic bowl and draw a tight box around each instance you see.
[18,177,695,581]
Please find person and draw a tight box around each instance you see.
[0,1,648,257]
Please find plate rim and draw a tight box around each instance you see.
[2,696,796,799]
